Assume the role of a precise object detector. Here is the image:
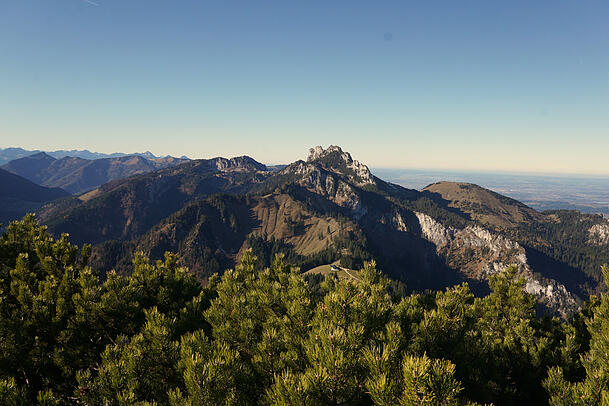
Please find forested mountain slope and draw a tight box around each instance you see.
[37,146,609,317]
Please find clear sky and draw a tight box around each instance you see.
[1,1,608,174]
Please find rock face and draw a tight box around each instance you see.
[588,222,609,246]
[281,161,367,217]
[307,145,375,186]
[209,156,268,172]
[277,147,374,219]
[415,212,456,247]
[414,212,579,317]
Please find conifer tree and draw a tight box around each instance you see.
[200,251,314,403]
[0,215,94,402]
[76,308,181,405]
[544,265,609,405]
[265,261,393,405]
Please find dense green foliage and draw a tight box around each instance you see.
[247,232,371,272]
[511,210,609,284]
[0,216,608,405]
[544,265,609,404]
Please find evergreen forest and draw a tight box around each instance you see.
[1,215,608,405]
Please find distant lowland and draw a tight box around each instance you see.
[374,168,609,217]
[1,145,609,319]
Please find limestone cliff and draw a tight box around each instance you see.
[588,221,609,246]
[307,145,375,187]
[414,212,579,317]
[277,159,367,218]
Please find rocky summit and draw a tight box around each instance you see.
[307,145,375,186]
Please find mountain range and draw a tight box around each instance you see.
[1,152,188,194]
[0,147,188,166]
[18,145,604,318]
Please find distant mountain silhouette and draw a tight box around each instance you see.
[0,147,182,165]
[0,168,68,225]
[2,152,188,194]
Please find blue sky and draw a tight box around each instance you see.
[1,1,608,174]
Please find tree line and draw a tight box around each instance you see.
[0,215,607,405]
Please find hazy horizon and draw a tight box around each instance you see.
[5,144,609,179]
[1,1,608,174]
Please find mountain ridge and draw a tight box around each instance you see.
[422,181,547,228]
[0,147,185,165]
[33,145,609,317]
[1,152,189,194]
[38,155,270,245]
[0,168,69,225]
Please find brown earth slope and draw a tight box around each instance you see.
[423,181,547,229]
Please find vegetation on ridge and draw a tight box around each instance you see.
[0,215,608,405]
[28,146,609,311]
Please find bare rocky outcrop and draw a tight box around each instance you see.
[272,146,381,218]
[414,212,456,247]
[588,222,609,246]
[414,212,579,318]
[391,210,410,232]
[280,160,368,218]
[208,156,267,172]
[307,145,375,186]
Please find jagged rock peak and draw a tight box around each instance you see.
[308,145,343,162]
[306,145,374,186]
[588,221,609,246]
[208,156,267,172]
